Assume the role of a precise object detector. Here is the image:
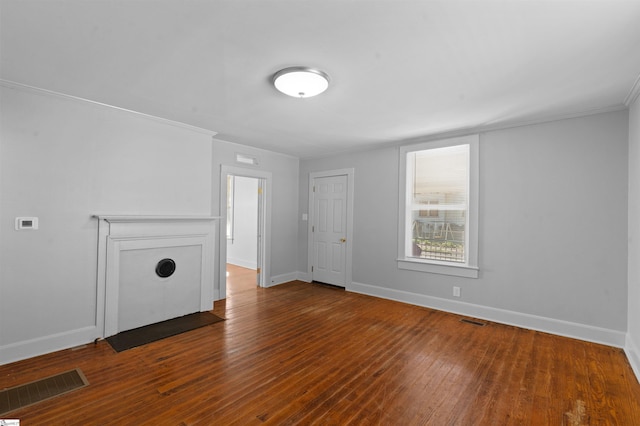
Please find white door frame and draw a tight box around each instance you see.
[220,165,272,299]
[307,168,355,288]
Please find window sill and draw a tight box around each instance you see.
[397,258,479,278]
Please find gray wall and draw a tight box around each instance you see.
[299,110,629,344]
[628,95,640,376]
[0,84,214,362]
[0,84,301,364]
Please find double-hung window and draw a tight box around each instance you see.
[398,134,479,278]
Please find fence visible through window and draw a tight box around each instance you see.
[412,221,465,263]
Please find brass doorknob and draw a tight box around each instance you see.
[340,238,347,243]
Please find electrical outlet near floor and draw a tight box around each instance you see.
[453,286,461,297]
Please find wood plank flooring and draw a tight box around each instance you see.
[2,266,640,424]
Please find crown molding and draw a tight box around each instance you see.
[211,137,300,160]
[398,104,628,148]
[625,73,640,107]
[301,104,628,161]
[0,79,218,136]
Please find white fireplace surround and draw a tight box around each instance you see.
[94,215,219,337]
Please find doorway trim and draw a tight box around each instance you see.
[307,168,355,289]
[220,165,272,299]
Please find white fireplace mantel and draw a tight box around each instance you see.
[94,214,220,337]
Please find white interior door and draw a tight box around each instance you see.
[312,175,348,286]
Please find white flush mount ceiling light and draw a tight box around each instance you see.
[272,67,330,98]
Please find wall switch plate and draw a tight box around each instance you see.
[15,217,39,230]
[453,286,461,297]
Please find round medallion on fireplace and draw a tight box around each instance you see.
[156,258,176,278]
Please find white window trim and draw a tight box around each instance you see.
[397,134,479,278]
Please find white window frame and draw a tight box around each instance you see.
[397,134,479,278]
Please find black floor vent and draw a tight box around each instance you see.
[460,318,487,327]
[0,368,88,416]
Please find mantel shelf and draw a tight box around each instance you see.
[92,215,221,223]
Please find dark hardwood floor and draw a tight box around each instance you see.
[2,266,640,424]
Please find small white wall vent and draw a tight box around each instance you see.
[235,153,259,166]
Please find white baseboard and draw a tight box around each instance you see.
[227,258,257,270]
[349,281,626,348]
[269,272,299,287]
[625,333,640,384]
[297,271,312,283]
[0,325,98,366]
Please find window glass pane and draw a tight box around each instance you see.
[409,144,469,263]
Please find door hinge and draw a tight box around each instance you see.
[258,187,263,195]
[257,268,261,274]
[312,225,314,232]
[311,266,314,272]
[313,185,315,192]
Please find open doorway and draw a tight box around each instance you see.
[219,165,272,300]
[226,263,258,296]
[226,175,260,295]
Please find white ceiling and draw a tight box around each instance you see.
[2,0,640,158]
